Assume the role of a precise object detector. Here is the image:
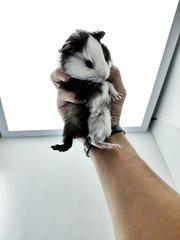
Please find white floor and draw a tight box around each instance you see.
[0,132,176,240]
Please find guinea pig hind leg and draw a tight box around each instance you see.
[51,136,73,152]
[88,110,121,149]
[91,141,121,150]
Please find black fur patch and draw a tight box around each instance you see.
[90,31,105,42]
[101,43,111,63]
[60,30,111,67]
[60,30,89,67]
[60,78,102,101]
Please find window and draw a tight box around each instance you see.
[0,0,179,136]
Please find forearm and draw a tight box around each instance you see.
[90,133,180,240]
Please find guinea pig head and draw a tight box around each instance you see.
[59,30,113,82]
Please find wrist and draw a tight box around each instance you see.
[89,132,126,159]
[84,126,125,157]
[111,125,126,135]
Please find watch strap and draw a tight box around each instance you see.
[111,125,126,135]
[84,139,93,157]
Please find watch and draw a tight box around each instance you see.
[111,125,126,135]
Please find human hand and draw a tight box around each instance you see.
[50,68,86,118]
[50,66,126,143]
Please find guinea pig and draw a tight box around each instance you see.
[51,30,122,152]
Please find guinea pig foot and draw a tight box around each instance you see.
[91,141,121,150]
[51,144,69,152]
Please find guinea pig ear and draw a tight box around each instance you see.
[58,41,73,54]
[91,31,105,42]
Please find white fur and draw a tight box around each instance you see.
[87,82,111,141]
[64,34,110,82]
[87,81,122,149]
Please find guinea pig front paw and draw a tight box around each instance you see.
[107,82,122,101]
[111,91,122,101]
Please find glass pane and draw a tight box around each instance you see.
[0,0,178,130]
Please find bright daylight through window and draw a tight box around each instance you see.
[0,0,179,132]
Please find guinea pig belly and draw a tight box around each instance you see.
[87,108,121,150]
[87,106,111,143]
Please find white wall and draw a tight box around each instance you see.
[151,36,180,192]
[0,133,175,240]
[0,137,114,240]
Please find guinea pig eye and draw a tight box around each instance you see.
[85,60,94,69]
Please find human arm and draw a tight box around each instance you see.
[82,68,180,239]
[50,66,180,240]
[90,133,180,240]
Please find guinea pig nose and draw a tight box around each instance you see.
[101,73,109,80]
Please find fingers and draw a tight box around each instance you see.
[57,93,86,118]
[51,68,86,118]
[57,88,86,105]
[54,68,70,82]
[50,68,70,89]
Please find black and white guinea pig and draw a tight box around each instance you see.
[51,30,121,152]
